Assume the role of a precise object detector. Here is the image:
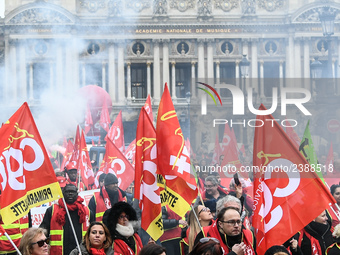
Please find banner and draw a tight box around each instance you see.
[156,83,198,217]
[100,100,111,132]
[252,104,336,255]
[106,110,125,152]
[0,102,63,225]
[135,107,163,241]
[78,130,95,189]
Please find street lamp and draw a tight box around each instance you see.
[239,54,250,90]
[319,7,336,78]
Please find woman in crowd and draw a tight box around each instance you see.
[139,243,166,255]
[328,184,340,231]
[182,205,214,254]
[69,221,114,255]
[19,227,50,255]
[189,237,223,255]
[105,201,143,255]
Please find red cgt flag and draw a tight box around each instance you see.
[252,104,335,255]
[100,100,111,132]
[100,139,134,191]
[0,103,63,225]
[124,139,136,169]
[84,103,93,135]
[144,94,154,122]
[156,83,198,217]
[60,139,74,171]
[78,130,95,189]
[135,107,163,241]
[105,110,125,152]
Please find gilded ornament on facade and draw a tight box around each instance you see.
[127,0,151,12]
[8,8,72,24]
[198,0,212,16]
[170,0,195,12]
[214,0,238,12]
[258,0,285,12]
[153,0,168,15]
[79,0,105,13]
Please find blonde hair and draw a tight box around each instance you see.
[333,223,340,238]
[187,206,202,252]
[19,227,47,255]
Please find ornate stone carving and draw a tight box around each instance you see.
[127,0,151,12]
[293,7,340,23]
[108,0,123,16]
[214,0,238,12]
[8,8,72,24]
[241,0,256,15]
[170,0,195,12]
[198,0,212,17]
[79,0,105,13]
[258,0,285,12]
[153,0,168,15]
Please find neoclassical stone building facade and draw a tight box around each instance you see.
[1,0,340,154]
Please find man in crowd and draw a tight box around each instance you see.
[40,184,94,255]
[195,207,256,255]
[88,173,127,222]
[64,162,87,191]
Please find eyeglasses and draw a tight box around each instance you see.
[220,220,242,226]
[204,185,216,188]
[199,237,220,244]
[119,214,129,220]
[31,238,50,247]
[198,207,210,215]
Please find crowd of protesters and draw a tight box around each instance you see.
[2,151,340,255]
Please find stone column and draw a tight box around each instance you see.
[108,42,116,103]
[56,43,63,94]
[171,61,177,99]
[162,39,170,87]
[259,60,264,98]
[235,60,240,88]
[50,61,54,92]
[286,34,295,80]
[19,41,27,101]
[126,62,131,101]
[9,40,17,103]
[251,39,258,78]
[153,39,161,102]
[147,61,151,96]
[191,61,196,98]
[215,61,220,94]
[72,38,79,89]
[279,60,284,95]
[4,36,10,103]
[29,63,34,101]
[207,39,214,79]
[102,62,107,91]
[294,38,301,78]
[197,39,205,79]
[303,39,311,90]
[117,42,125,104]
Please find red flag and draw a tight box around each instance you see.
[84,103,93,135]
[211,134,222,165]
[105,111,125,152]
[325,142,337,187]
[100,100,111,132]
[78,130,95,189]
[60,139,74,171]
[252,104,336,255]
[144,94,154,122]
[156,83,198,217]
[100,139,134,191]
[0,103,63,225]
[285,119,300,149]
[135,107,163,240]
[124,139,136,168]
[74,125,81,160]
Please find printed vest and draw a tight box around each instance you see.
[0,220,22,254]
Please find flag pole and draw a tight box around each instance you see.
[190,205,205,238]
[3,232,22,255]
[62,197,82,255]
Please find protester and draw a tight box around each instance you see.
[88,173,127,222]
[64,162,87,191]
[189,237,223,255]
[160,205,187,255]
[125,182,134,205]
[19,227,50,255]
[40,184,94,255]
[98,173,107,188]
[201,176,228,215]
[194,207,256,254]
[328,184,340,231]
[182,205,214,254]
[326,223,340,254]
[139,243,166,255]
[228,176,253,218]
[264,245,290,255]
[69,221,114,255]
[105,201,143,255]
[298,210,333,255]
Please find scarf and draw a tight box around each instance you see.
[56,197,87,226]
[101,186,112,209]
[116,222,134,238]
[90,248,106,255]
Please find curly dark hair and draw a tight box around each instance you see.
[264,245,289,255]
[105,201,138,237]
[139,243,166,255]
[330,184,340,196]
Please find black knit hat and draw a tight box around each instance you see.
[104,173,118,186]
